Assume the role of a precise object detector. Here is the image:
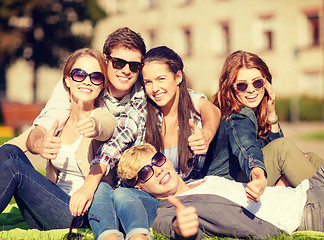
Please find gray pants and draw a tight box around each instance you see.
[298,162,324,231]
[262,138,323,187]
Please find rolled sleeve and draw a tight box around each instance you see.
[226,110,267,180]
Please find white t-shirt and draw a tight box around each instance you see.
[182,176,310,234]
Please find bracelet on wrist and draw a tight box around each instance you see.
[269,115,278,125]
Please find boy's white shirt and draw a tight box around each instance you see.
[183,176,309,234]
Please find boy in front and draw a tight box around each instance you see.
[117,143,324,240]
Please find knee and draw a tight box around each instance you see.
[270,138,297,153]
[113,187,134,202]
[0,144,24,160]
[93,182,114,202]
[0,157,20,176]
[272,137,294,147]
[112,188,141,209]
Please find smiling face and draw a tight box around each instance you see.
[234,68,265,111]
[142,61,182,112]
[65,56,104,106]
[134,151,187,199]
[107,47,142,99]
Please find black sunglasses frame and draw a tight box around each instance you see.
[135,152,167,185]
[108,56,143,73]
[70,68,105,86]
[233,78,265,93]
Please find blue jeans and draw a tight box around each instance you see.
[298,162,324,231]
[0,144,75,229]
[112,187,159,240]
[89,182,122,240]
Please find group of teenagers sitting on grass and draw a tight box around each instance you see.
[1,27,324,240]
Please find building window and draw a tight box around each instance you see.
[106,0,126,14]
[140,0,158,10]
[259,15,273,50]
[177,0,194,6]
[175,26,193,57]
[306,12,320,47]
[211,21,231,55]
[303,72,323,97]
[252,15,274,51]
[183,27,192,57]
[145,29,158,49]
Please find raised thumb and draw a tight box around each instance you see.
[48,119,59,136]
[188,119,198,133]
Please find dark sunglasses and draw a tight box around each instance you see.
[233,78,265,93]
[108,56,143,73]
[70,68,105,86]
[136,152,167,184]
[65,212,99,240]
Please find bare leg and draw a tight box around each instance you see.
[275,175,291,187]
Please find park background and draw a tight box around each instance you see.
[0,0,324,166]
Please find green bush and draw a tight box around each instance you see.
[276,96,324,122]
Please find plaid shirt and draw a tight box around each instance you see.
[92,89,206,180]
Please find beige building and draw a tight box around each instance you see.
[95,0,324,98]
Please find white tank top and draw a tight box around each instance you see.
[51,135,85,195]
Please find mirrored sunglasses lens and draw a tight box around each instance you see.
[152,153,166,167]
[112,59,127,69]
[138,165,153,182]
[253,79,264,89]
[72,70,86,82]
[129,63,142,72]
[236,83,248,92]
[90,72,104,85]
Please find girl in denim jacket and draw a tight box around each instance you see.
[206,50,323,202]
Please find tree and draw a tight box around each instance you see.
[0,0,107,100]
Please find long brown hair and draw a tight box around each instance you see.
[144,46,197,174]
[213,50,272,138]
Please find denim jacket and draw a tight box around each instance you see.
[205,107,283,181]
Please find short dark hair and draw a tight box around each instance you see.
[103,27,146,58]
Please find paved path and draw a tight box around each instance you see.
[280,121,324,160]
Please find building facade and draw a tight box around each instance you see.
[95,0,324,98]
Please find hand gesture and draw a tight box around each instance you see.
[76,100,99,138]
[245,167,267,202]
[69,184,94,216]
[34,120,61,159]
[168,195,199,238]
[264,80,276,118]
[188,119,209,155]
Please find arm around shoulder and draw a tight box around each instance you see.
[196,98,221,146]
[91,108,117,141]
[33,80,71,131]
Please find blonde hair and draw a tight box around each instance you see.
[117,144,157,187]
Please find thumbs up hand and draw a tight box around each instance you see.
[245,167,267,202]
[76,100,98,138]
[168,195,199,238]
[187,119,209,155]
[34,120,61,159]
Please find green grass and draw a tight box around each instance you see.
[153,232,319,240]
[0,136,12,146]
[300,132,324,140]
